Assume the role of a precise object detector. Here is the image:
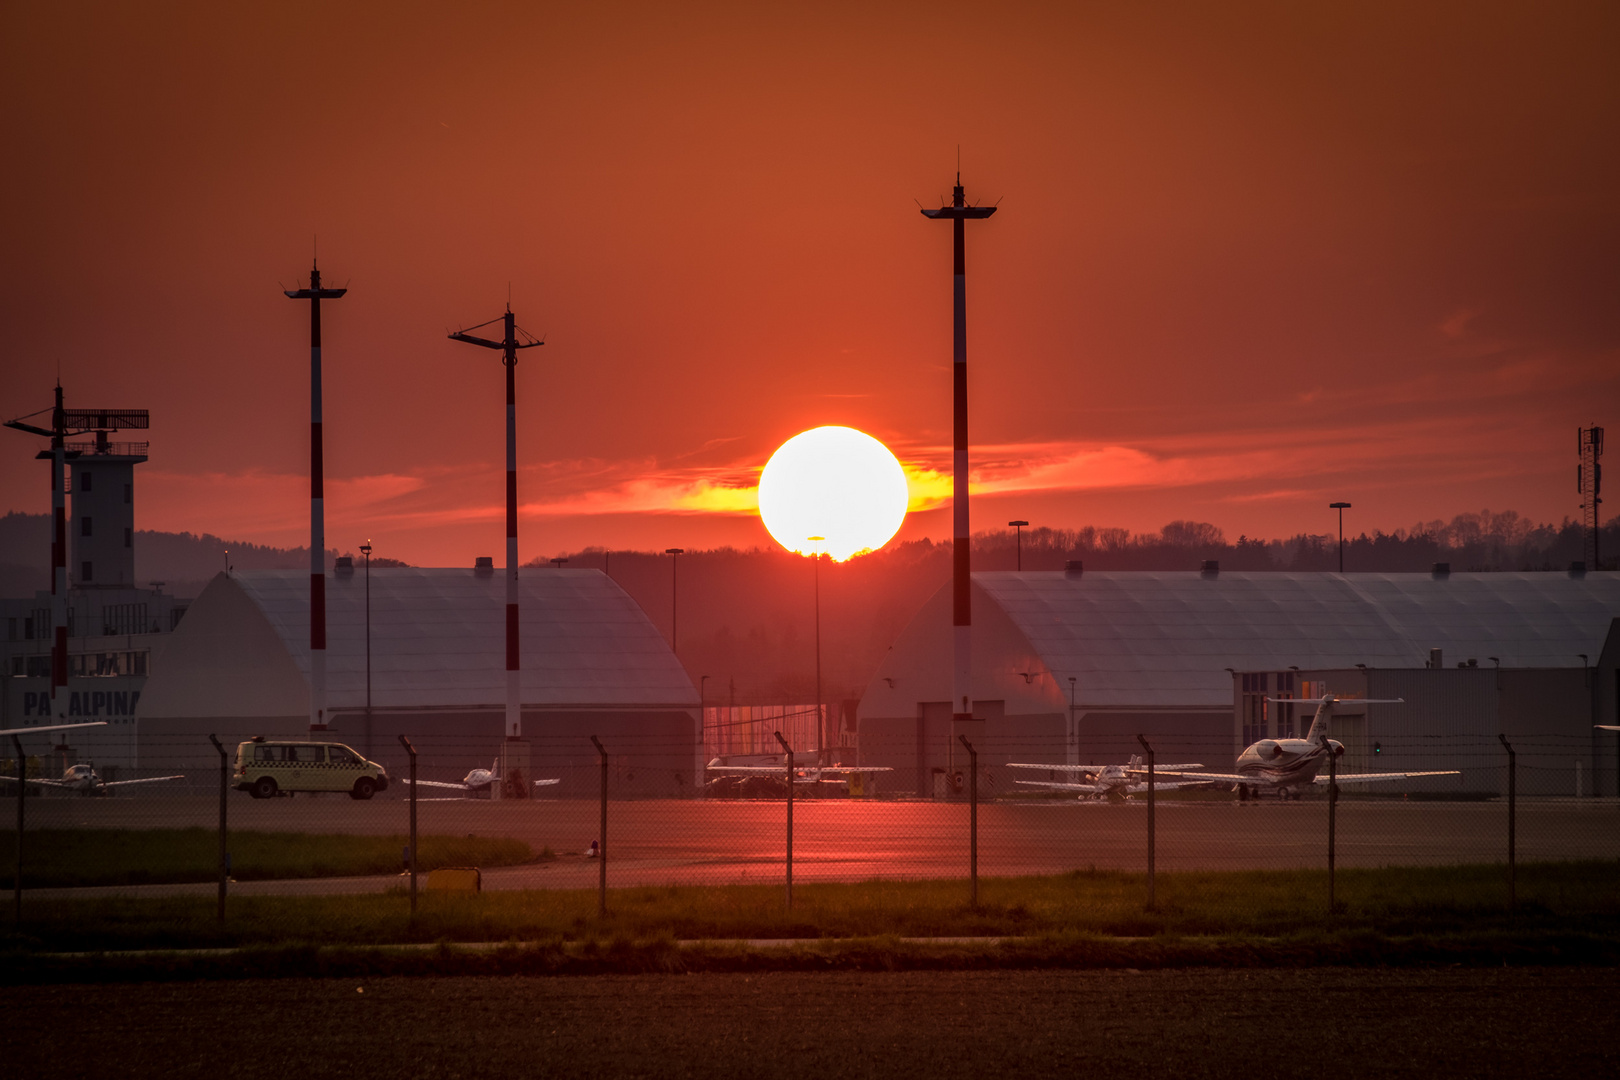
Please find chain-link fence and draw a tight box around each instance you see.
[4,730,1617,937]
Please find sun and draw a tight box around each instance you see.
[758,426,909,561]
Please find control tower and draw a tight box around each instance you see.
[66,418,149,588]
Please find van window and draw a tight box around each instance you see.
[287,745,324,763]
[329,746,360,765]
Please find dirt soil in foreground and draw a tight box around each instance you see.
[7,968,1616,1079]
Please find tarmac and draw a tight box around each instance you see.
[13,793,1619,898]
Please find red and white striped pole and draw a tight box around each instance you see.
[923,175,996,750]
[286,263,345,733]
[450,306,543,746]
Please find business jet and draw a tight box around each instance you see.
[0,720,182,795]
[1006,754,1212,801]
[1154,696,1459,799]
[704,756,891,797]
[403,758,561,799]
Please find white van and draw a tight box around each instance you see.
[234,738,389,800]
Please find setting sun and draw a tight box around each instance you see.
[758,426,908,561]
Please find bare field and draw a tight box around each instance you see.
[6,969,1618,1079]
[13,795,1620,898]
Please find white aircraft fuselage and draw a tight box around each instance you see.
[1232,737,1344,791]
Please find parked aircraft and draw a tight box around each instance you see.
[403,758,561,798]
[704,756,891,797]
[0,720,182,795]
[1155,696,1459,799]
[1006,754,1211,801]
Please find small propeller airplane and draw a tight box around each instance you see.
[704,755,892,797]
[1154,696,1460,799]
[402,757,560,799]
[0,720,184,795]
[1005,754,1212,801]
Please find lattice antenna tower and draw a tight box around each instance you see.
[1579,426,1603,568]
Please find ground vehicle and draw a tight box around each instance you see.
[234,737,389,800]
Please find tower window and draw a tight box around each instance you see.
[81,561,94,582]
[81,516,92,537]
[80,471,92,492]
[124,483,132,504]
[124,526,133,548]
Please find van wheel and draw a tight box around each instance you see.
[350,777,377,801]
[251,777,278,800]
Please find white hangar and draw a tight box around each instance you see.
[136,564,700,794]
[857,567,1620,797]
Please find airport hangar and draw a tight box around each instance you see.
[135,563,701,795]
[856,566,1620,799]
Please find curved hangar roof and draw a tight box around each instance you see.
[862,571,1620,713]
[143,568,697,716]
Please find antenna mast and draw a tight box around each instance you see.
[285,261,347,732]
[450,307,544,746]
[921,172,996,775]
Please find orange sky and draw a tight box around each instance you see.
[2,2,1616,567]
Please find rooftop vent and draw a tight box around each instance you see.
[334,556,353,574]
[1431,562,1450,578]
[1427,647,1443,669]
[474,556,494,575]
[1200,559,1220,577]
[1064,560,1084,577]
[1569,561,1587,577]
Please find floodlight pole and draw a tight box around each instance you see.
[923,174,997,760]
[959,734,978,907]
[1329,502,1351,573]
[1009,520,1029,571]
[809,538,825,762]
[450,307,543,743]
[1327,737,1339,914]
[11,734,22,930]
[591,735,608,915]
[1499,734,1515,915]
[665,549,685,654]
[1136,734,1156,909]
[285,263,346,732]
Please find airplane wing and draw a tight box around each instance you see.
[1123,780,1217,793]
[1006,763,1106,774]
[101,775,185,787]
[1124,764,1204,773]
[1312,770,1460,785]
[1015,780,1105,794]
[532,778,561,787]
[1151,770,1249,784]
[1598,726,1620,732]
[402,778,471,790]
[706,766,792,775]
[813,766,893,775]
[0,775,73,787]
[0,721,108,738]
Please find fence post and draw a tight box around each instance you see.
[959,734,978,908]
[1136,734,1155,910]
[1327,737,1338,914]
[591,736,607,917]
[11,734,22,931]
[397,735,417,921]
[1499,733,1515,915]
[775,731,794,911]
[208,734,228,925]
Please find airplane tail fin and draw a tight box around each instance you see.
[1127,754,1142,768]
[1304,700,1333,745]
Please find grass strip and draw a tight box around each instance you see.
[1,860,1617,954]
[5,929,1620,984]
[0,829,541,888]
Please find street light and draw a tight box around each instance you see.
[549,557,568,568]
[699,674,710,756]
[359,540,372,757]
[1329,502,1352,573]
[808,537,826,761]
[664,548,685,653]
[1008,520,1030,571]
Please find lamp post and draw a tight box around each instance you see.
[359,540,372,758]
[1329,502,1351,573]
[1068,675,1077,765]
[665,548,685,653]
[549,557,567,568]
[699,674,710,758]
[1008,521,1029,571]
[808,537,825,761]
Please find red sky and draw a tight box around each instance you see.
[3,2,1616,567]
